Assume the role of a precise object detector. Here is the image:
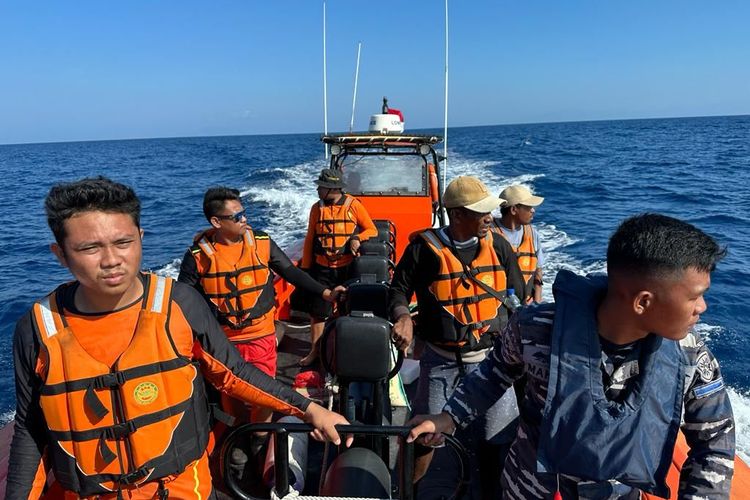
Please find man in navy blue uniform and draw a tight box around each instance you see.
[409,213,735,499]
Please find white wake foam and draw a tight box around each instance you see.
[1,410,14,425]
[241,159,326,250]
[727,388,750,462]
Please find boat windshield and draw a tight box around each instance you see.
[339,153,426,196]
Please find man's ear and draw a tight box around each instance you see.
[140,228,144,240]
[633,290,653,315]
[209,216,222,229]
[50,242,68,268]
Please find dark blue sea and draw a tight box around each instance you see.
[1,115,749,455]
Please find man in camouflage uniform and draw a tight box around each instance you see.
[409,213,735,499]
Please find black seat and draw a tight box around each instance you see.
[373,219,396,246]
[349,255,391,283]
[359,239,390,259]
[344,277,389,319]
[323,314,393,382]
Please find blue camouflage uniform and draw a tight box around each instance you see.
[444,273,735,500]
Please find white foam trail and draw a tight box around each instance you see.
[152,259,181,279]
[1,410,15,425]
[727,388,750,462]
[241,159,326,250]
[444,151,545,195]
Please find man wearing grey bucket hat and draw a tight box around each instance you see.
[492,184,546,303]
[389,176,526,498]
[296,168,377,366]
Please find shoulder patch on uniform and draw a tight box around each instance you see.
[693,377,724,399]
[695,351,716,382]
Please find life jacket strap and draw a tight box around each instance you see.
[158,479,169,500]
[84,384,110,420]
[98,434,117,465]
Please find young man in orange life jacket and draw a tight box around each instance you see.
[297,169,378,366]
[7,177,350,500]
[178,187,344,423]
[491,184,546,303]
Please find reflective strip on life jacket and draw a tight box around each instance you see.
[31,274,210,497]
[196,229,276,336]
[314,195,356,267]
[421,230,507,345]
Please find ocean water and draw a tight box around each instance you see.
[1,115,748,457]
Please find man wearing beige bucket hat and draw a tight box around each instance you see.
[492,184,545,303]
[389,175,526,497]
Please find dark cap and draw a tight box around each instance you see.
[315,168,346,189]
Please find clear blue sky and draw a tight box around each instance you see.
[1,1,748,144]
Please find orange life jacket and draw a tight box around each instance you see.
[194,229,276,339]
[313,194,357,268]
[419,230,507,349]
[31,274,210,497]
[492,222,538,292]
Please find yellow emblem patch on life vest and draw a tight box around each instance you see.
[241,275,254,286]
[134,382,159,405]
[520,256,531,268]
[480,275,495,287]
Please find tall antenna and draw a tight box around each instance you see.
[442,0,449,191]
[322,0,329,159]
[349,42,362,133]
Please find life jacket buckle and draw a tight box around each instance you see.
[466,295,480,304]
[95,371,127,389]
[106,420,138,440]
[120,467,149,485]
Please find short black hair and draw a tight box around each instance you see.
[607,213,726,278]
[500,206,512,217]
[203,186,241,221]
[45,177,141,245]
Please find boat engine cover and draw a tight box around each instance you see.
[321,447,391,498]
[326,315,392,381]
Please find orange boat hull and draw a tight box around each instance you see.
[642,432,749,499]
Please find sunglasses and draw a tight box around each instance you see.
[215,210,246,223]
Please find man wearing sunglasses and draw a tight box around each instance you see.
[178,187,345,470]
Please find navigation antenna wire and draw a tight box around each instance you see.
[349,42,362,133]
[442,0,449,192]
[322,0,329,159]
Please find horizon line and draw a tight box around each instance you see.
[2,112,748,147]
